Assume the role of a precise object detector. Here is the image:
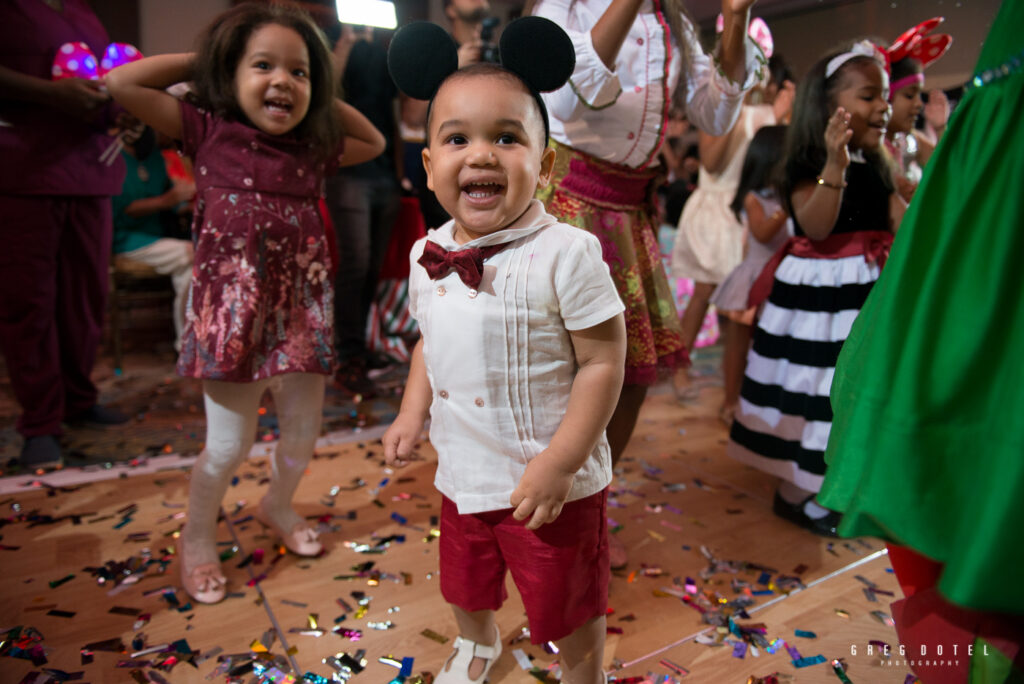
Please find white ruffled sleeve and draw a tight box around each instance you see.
[681,24,766,136]
[533,0,622,123]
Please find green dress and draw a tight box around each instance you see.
[818,0,1024,615]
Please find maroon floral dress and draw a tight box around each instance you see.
[176,101,341,381]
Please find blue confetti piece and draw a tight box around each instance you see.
[399,657,414,678]
[757,571,771,585]
[391,512,408,525]
[794,629,817,638]
[792,655,827,668]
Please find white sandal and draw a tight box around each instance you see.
[436,625,502,684]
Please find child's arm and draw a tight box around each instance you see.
[335,101,386,168]
[105,54,191,141]
[510,313,626,530]
[382,338,432,468]
[791,107,851,240]
[698,127,734,175]
[889,192,908,233]
[745,193,788,244]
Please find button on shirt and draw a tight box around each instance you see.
[408,200,626,514]
[534,0,765,169]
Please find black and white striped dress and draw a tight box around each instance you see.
[727,158,893,492]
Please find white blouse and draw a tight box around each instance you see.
[408,201,625,514]
[534,0,765,169]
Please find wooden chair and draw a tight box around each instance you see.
[108,255,175,372]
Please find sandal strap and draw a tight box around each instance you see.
[453,635,497,660]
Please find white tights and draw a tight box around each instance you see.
[181,373,325,571]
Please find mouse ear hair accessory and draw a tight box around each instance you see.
[498,16,575,93]
[887,17,953,69]
[387,22,459,100]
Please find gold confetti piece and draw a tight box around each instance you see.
[835,609,850,618]
[308,613,319,630]
[647,529,666,542]
[421,628,449,644]
[250,638,268,653]
[354,606,368,619]
[287,645,298,656]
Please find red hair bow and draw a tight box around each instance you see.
[886,17,952,68]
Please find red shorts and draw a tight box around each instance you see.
[439,489,609,644]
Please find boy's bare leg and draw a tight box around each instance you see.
[555,615,607,684]
[449,606,498,680]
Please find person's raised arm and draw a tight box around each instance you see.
[719,0,758,84]
[590,0,643,70]
[383,338,432,468]
[335,100,386,167]
[791,107,850,240]
[105,54,191,140]
[509,313,626,530]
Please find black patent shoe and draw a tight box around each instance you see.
[772,491,841,538]
[20,435,63,471]
[67,404,130,427]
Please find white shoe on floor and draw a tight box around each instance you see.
[436,625,502,684]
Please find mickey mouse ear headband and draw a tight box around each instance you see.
[884,17,953,93]
[387,16,576,138]
[888,17,952,68]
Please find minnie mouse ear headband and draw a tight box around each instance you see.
[885,17,953,92]
[715,14,773,59]
[825,40,888,79]
[387,16,575,140]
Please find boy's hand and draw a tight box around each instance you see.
[509,452,575,530]
[382,412,425,468]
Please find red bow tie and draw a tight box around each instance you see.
[417,240,507,289]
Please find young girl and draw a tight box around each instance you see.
[710,125,791,426]
[384,19,625,684]
[106,2,385,604]
[882,18,952,202]
[725,40,905,536]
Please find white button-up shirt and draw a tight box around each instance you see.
[534,0,765,169]
[409,200,625,514]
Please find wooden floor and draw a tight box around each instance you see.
[0,379,915,684]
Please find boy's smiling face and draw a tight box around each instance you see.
[423,72,555,244]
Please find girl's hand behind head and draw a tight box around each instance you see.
[825,107,853,168]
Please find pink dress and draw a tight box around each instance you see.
[176,101,341,381]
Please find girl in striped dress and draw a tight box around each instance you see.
[726,40,906,536]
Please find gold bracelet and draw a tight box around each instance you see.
[816,176,847,190]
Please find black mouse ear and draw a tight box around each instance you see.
[388,22,459,100]
[498,16,575,93]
